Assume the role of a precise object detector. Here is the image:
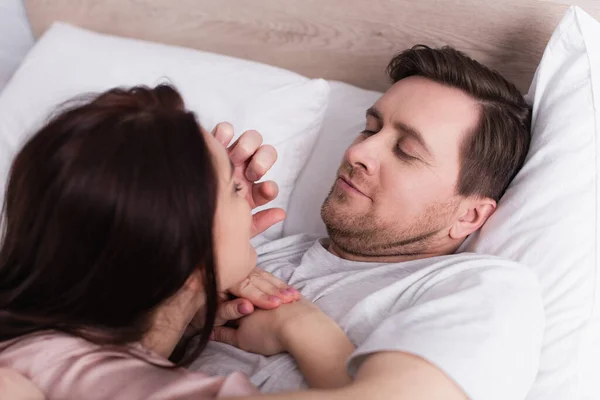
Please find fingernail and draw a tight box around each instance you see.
[238,303,253,315]
[287,287,299,294]
[280,288,292,296]
[268,296,281,304]
[246,171,258,181]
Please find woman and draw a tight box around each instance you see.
[0,85,354,399]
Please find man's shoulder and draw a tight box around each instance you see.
[349,253,545,400]
[399,252,542,309]
[424,252,538,282]
[413,252,542,311]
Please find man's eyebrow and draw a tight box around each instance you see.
[366,107,382,121]
[394,121,432,156]
[367,106,432,157]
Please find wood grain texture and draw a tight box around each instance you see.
[541,0,599,8]
[23,0,599,93]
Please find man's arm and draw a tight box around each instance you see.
[227,351,467,400]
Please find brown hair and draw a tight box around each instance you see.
[0,84,218,366]
[387,45,532,201]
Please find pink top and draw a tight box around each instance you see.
[0,331,258,399]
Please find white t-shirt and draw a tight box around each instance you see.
[191,234,545,400]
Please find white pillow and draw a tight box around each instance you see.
[0,23,329,244]
[463,7,600,400]
[285,81,381,236]
[286,7,600,399]
[0,0,34,93]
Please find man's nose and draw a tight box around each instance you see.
[344,135,382,176]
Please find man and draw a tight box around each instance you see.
[193,45,544,400]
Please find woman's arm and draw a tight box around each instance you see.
[226,351,467,400]
[0,368,45,400]
[277,305,354,388]
[213,298,355,389]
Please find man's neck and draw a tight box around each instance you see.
[326,239,460,263]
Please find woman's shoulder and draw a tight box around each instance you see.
[0,332,257,399]
[0,331,97,370]
[0,331,161,392]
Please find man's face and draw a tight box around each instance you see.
[321,76,481,258]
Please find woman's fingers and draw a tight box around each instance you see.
[236,284,283,309]
[214,298,254,327]
[211,122,235,147]
[212,327,239,347]
[245,144,277,182]
[251,181,279,207]
[250,208,286,238]
[250,275,298,304]
[228,130,263,166]
[260,271,301,302]
[229,268,299,307]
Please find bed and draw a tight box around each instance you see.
[3,1,600,399]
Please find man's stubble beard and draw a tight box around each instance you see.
[320,180,460,258]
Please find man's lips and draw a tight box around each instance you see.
[338,175,371,199]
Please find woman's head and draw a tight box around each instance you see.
[0,84,254,363]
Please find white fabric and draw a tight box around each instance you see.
[461,7,600,400]
[0,0,34,93]
[192,234,545,400]
[0,23,329,244]
[286,6,600,400]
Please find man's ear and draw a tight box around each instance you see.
[449,197,496,240]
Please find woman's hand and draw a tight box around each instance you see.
[188,267,300,332]
[212,122,285,238]
[0,369,45,400]
[212,297,330,356]
[212,298,356,390]
[228,267,300,309]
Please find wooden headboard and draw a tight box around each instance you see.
[24,0,600,94]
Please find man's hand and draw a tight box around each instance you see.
[212,122,286,238]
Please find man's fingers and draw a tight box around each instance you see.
[212,327,239,347]
[251,181,279,207]
[251,208,286,238]
[228,130,263,166]
[212,122,235,147]
[215,298,254,326]
[245,145,277,182]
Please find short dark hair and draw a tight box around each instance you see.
[387,45,532,201]
[0,84,218,366]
